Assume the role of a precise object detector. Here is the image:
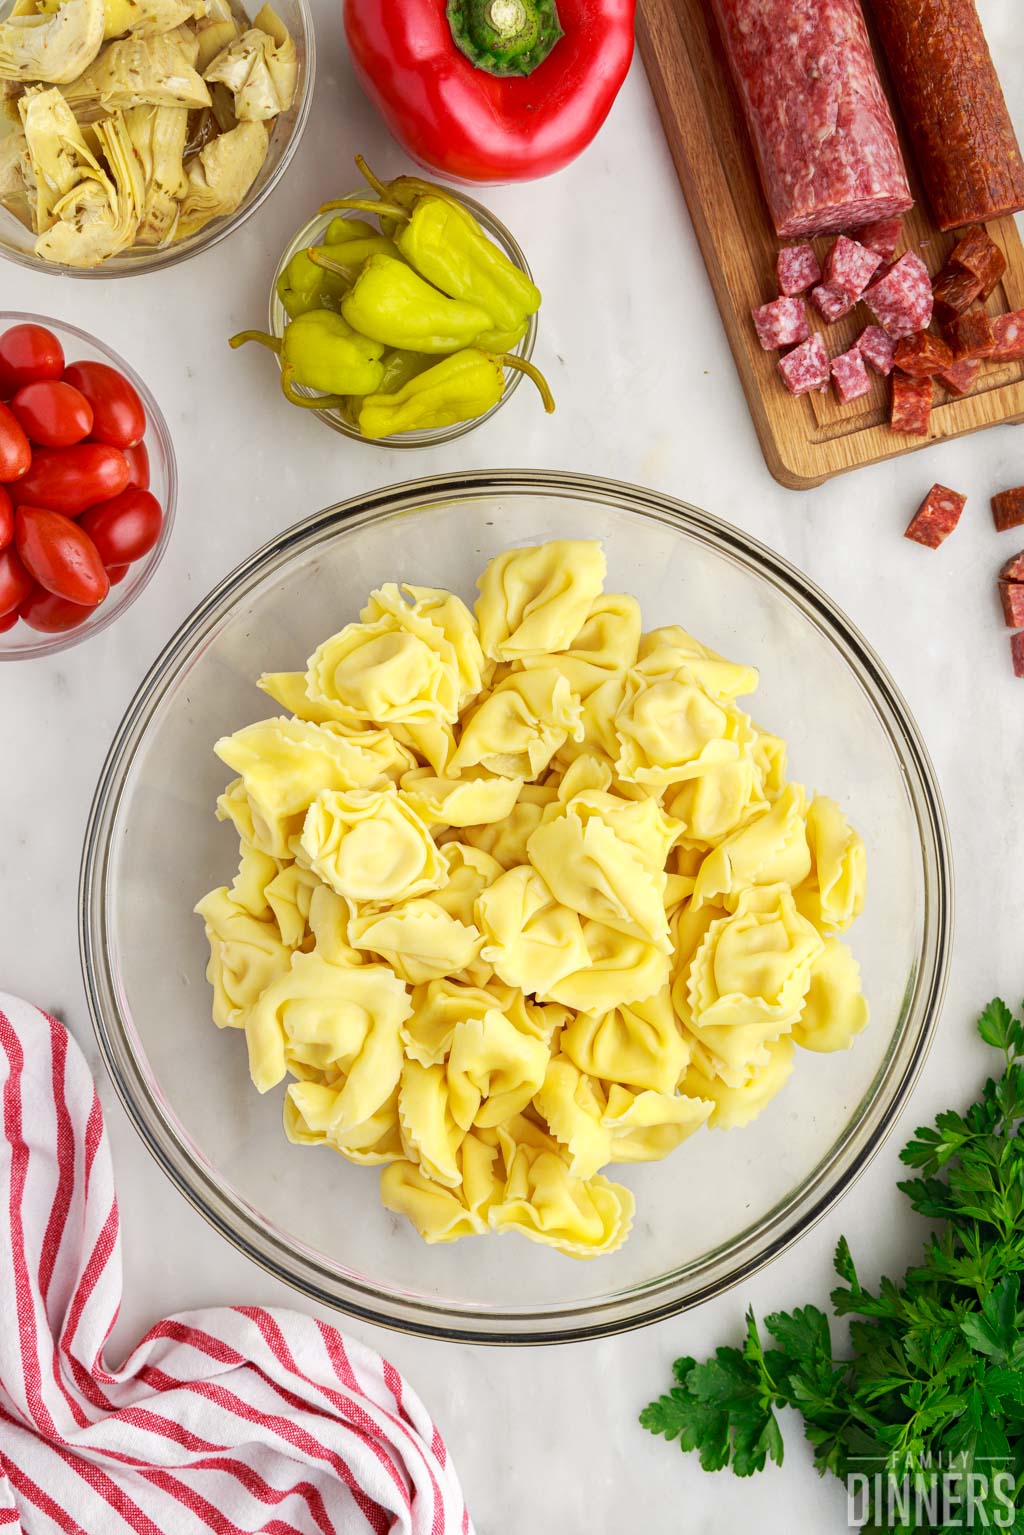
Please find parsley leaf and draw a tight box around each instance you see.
[640,995,1024,1530]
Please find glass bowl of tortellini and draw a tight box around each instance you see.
[0,0,313,273]
[81,471,952,1341]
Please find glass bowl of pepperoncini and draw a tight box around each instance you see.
[262,178,546,449]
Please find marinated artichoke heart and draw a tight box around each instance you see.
[203,4,295,121]
[175,114,265,237]
[0,0,104,84]
[0,0,293,265]
[124,99,187,241]
[62,29,210,117]
[35,0,209,41]
[31,99,143,263]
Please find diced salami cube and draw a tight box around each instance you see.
[851,217,903,262]
[990,310,1024,361]
[992,487,1024,532]
[890,371,933,436]
[776,245,822,297]
[778,334,830,396]
[830,347,872,403]
[752,296,810,350]
[945,311,996,361]
[904,484,967,548]
[999,549,1024,583]
[811,284,856,323]
[824,235,882,297]
[948,225,1007,300]
[893,332,954,377]
[999,582,1024,629]
[857,325,896,376]
[1012,632,1024,680]
[864,253,933,339]
[936,358,981,397]
[931,265,983,325]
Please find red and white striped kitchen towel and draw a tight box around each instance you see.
[0,993,474,1535]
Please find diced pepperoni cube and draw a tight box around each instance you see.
[890,371,932,436]
[824,235,882,297]
[999,549,1024,583]
[851,218,903,262]
[778,334,830,396]
[999,583,1024,629]
[776,245,822,297]
[990,310,1024,361]
[904,484,967,548]
[932,265,983,325]
[1012,632,1024,679]
[857,325,895,376]
[945,311,996,361]
[893,332,954,377]
[752,296,810,350]
[864,253,933,339]
[830,347,872,403]
[947,225,1007,300]
[811,284,855,323]
[936,358,981,397]
[992,487,1024,532]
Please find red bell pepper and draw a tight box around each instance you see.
[343,0,636,184]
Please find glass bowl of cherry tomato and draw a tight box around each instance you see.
[0,312,176,660]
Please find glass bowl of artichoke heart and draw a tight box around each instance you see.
[255,160,552,447]
[0,0,313,274]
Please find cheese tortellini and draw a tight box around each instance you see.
[197,540,869,1261]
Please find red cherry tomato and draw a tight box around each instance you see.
[0,545,34,616]
[105,563,129,585]
[0,402,31,483]
[19,584,93,633]
[0,324,64,397]
[63,361,145,449]
[0,607,17,633]
[123,439,150,491]
[11,380,93,448]
[15,505,110,606]
[79,488,163,566]
[11,443,130,516]
[0,486,12,550]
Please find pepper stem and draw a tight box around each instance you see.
[447,0,562,76]
[306,245,359,278]
[229,329,281,355]
[318,196,409,221]
[354,155,390,199]
[498,353,556,412]
[280,364,349,412]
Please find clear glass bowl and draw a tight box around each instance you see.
[0,311,176,660]
[267,195,539,448]
[79,473,953,1342]
[0,0,314,278]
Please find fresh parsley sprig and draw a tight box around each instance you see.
[641,999,1024,1529]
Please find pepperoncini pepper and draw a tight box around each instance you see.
[275,217,379,319]
[394,197,541,334]
[229,310,386,407]
[356,347,555,438]
[335,253,493,353]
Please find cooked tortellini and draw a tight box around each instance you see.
[198,541,869,1260]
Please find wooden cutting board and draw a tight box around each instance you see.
[636,0,1024,489]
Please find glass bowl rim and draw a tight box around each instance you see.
[266,192,539,448]
[0,309,178,660]
[0,0,316,280]
[78,469,954,1345]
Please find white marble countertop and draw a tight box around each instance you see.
[3,3,1024,1528]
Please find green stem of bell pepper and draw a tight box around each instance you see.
[446,0,563,77]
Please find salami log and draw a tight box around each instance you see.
[709,0,913,238]
[867,0,1024,232]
